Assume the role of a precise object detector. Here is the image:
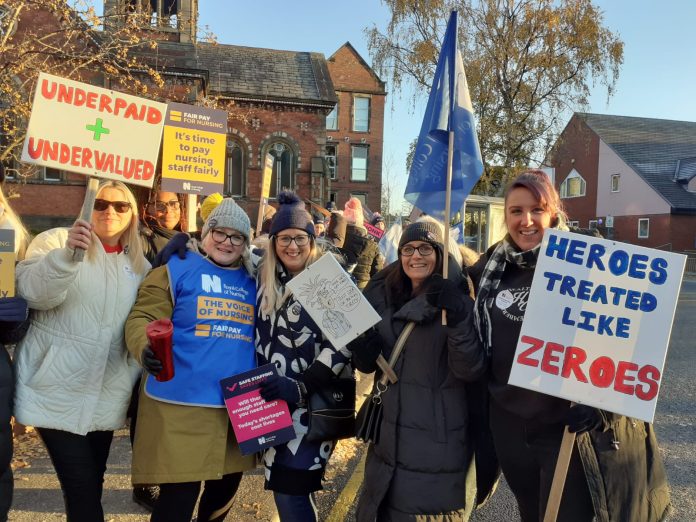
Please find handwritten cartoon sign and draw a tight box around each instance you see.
[221,364,296,455]
[508,229,686,422]
[161,102,227,195]
[286,253,380,347]
[21,72,165,187]
[0,230,15,298]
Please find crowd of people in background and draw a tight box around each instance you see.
[0,167,672,522]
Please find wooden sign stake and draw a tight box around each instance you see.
[543,427,577,522]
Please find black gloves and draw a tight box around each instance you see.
[142,347,163,376]
[259,374,304,405]
[348,328,382,372]
[565,404,604,434]
[302,361,336,396]
[153,232,190,268]
[0,296,29,323]
[425,276,467,326]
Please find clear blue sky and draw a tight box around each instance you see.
[195,1,696,210]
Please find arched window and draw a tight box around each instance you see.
[225,140,246,197]
[268,142,295,198]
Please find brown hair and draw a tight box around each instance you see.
[505,169,567,228]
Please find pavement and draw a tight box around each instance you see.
[8,281,696,521]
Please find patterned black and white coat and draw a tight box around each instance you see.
[255,264,352,495]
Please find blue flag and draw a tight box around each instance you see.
[405,11,484,220]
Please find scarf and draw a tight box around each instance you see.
[473,235,540,355]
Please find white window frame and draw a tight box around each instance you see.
[325,144,337,180]
[560,169,586,198]
[43,167,62,182]
[568,220,579,228]
[326,105,338,131]
[588,219,598,230]
[352,95,370,132]
[611,174,620,192]
[350,145,368,182]
[638,218,649,238]
[350,193,367,206]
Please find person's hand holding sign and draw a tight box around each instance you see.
[67,219,93,252]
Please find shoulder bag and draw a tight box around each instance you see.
[355,321,416,444]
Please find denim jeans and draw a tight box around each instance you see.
[273,492,318,522]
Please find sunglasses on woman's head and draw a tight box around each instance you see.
[94,199,132,213]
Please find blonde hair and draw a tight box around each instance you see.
[259,235,322,317]
[89,180,147,275]
[0,185,30,261]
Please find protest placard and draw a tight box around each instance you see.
[508,229,686,422]
[21,72,165,188]
[255,153,274,234]
[221,364,296,456]
[0,230,15,298]
[161,102,227,195]
[364,222,384,240]
[286,253,381,347]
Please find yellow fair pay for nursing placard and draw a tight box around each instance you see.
[0,229,15,298]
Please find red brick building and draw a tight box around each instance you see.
[547,113,696,252]
[3,1,386,230]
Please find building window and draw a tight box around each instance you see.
[611,174,621,192]
[268,141,295,198]
[125,0,178,29]
[638,218,649,238]
[43,167,61,182]
[351,146,368,182]
[326,105,338,131]
[352,96,370,132]
[588,219,598,230]
[224,140,246,197]
[350,193,367,206]
[568,220,579,228]
[560,169,586,198]
[325,144,337,180]
[328,191,337,204]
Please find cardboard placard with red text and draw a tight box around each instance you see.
[21,72,165,187]
[508,229,686,422]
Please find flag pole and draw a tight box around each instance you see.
[442,129,454,325]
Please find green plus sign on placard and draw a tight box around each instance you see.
[86,118,110,141]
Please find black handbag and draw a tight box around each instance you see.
[305,376,356,442]
[355,322,415,444]
[281,304,357,442]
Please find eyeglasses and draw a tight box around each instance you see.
[400,244,434,257]
[210,229,245,246]
[149,200,180,212]
[275,234,310,247]
[94,199,131,213]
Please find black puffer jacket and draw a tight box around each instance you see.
[341,224,382,289]
[354,268,486,521]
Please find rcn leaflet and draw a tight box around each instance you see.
[221,364,295,455]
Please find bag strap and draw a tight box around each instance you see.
[375,321,415,387]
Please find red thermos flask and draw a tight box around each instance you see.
[145,318,175,382]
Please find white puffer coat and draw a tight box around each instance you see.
[14,228,147,435]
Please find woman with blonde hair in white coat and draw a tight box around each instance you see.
[13,180,149,522]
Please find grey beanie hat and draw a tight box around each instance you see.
[202,197,251,241]
[398,221,444,250]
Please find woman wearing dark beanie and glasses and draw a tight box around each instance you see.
[255,191,353,521]
[349,221,486,521]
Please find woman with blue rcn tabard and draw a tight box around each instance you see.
[125,198,257,522]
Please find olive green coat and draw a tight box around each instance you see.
[125,266,255,485]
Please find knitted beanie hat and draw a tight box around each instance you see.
[344,197,364,227]
[200,192,224,222]
[269,191,315,237]
[371,213,385,226]
[398,221,444,250]
[202,197,251,241]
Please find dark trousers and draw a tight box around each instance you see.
[0,467,11,522]
[151,472,243,522]
[489,399,595,522]
[273,492,317,522]
[37,427,114,522]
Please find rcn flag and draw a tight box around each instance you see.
[404,11,484,220]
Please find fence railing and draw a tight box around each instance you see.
[686,257,696,275]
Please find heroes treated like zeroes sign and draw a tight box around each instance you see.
[508,229,686,423]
